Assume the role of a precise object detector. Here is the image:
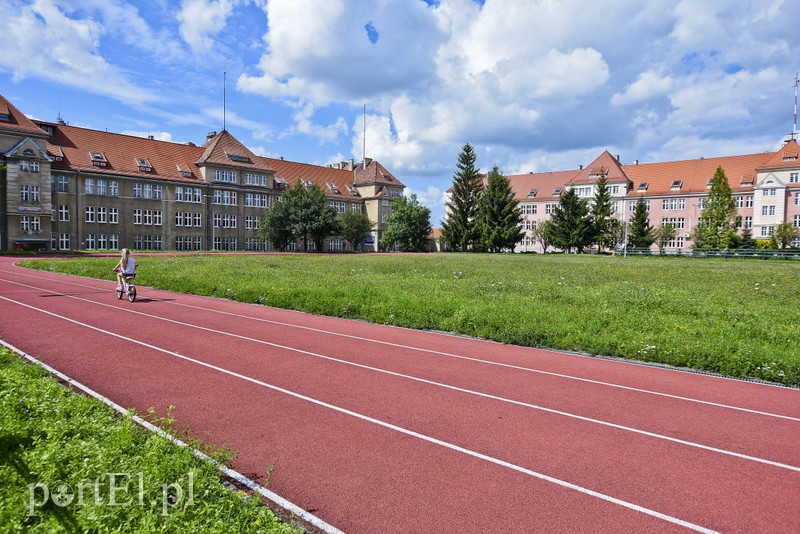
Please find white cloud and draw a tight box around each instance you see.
[0,0,157,104]
[612,72,675,106]
[177,0,237,53]
[283,102,348,142]
[121,130,174,142]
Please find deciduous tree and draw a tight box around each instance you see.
[338,210,373,251]
[701,166,738,248]
[382,195,432,252]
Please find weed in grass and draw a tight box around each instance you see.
[0,349,297,533]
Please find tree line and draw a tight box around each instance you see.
[257,179,433,252]
[441,144,800,253]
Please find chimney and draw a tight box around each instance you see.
[206,131,217,142]
[634,159,639,165]
[579,165,583,170]
[615,154,620,161]
[147,134,154,140]
[348,159,355,171]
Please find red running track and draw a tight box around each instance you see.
[1,256,799,533]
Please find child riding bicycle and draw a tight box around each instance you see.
[113,248,137,290]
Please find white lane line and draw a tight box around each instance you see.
[0,295,719,534]
[2,280,799,474]
[3,266,797,423]
[0,339,345,534]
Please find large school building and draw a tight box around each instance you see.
[0,93,405,252]
[508,139,800,252]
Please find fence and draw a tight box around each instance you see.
[620,248,800,260]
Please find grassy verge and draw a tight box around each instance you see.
[0,347,297,533]
[20,253,800,387]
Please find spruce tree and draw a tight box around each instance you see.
[547,188,592,253]
[702,166,738,248]
[441,144,482,251]
[629,196,655,249]
[475,166,523,252]
[590,175,614,252]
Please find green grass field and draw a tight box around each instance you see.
[0,347,296,533]
[21,253,800,387]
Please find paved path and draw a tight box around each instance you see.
[1,257,799,533]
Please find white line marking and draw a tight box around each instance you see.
[0,339,345,534]
[2,280,799,474]
[0,295,718,533]
[3,266,797,423]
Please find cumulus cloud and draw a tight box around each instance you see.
[612,72,675,106]
[177,0,237,53]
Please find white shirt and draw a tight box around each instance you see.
[122,257,136,275]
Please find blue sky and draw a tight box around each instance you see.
[1,0,798,224]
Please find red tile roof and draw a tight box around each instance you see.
[623,152,772,196]
[354,159,405,187]
[260,157,363,200]
[509,169,580,201]
[45,123,207,184]
[755,140,800,172]
[196,130,274,172]
[0,95,48,138]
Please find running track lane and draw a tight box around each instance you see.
[1,258,798,533]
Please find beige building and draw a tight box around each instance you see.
[0,94,404,252]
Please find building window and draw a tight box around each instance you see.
[745,216,752,229]
[20,185,29,202]
[154,210,163,226]
[58,205,69,221]
[795,193,800,205]
[110,234,119,249]
[97,234,108,250]
[790,172,799,184]
[109,208,119,224]
[134,183,142,198]
[545,204,556,214]
[109,180,118,196]
[57,176,70,192]
[97,207,107,223]
[85,234,96,250]
[329,201,346,213]
[97,179,107,196]
[133,209,142,225]
[85,178,95,195]
[761,226,775,236]
[59,233,70,250]
[794,215,800,228]
[85,206,96,223]
[213,170,237,183]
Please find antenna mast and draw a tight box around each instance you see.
[362,104,367,170]
[793,72,799,140]
[223,71,227,132]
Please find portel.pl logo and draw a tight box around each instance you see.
[28,472,194,517]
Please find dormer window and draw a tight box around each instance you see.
[225,150,252,164]
[326,182,340,194]
[346,185,360,196]
[740,175,754,187]
[783,149,798,161]
[136,157,152,172]
[553,187,562,195]
[303,180,313,189]
[51,146,64,162]
[637,182,648,191]
[0,103,9,122]
[381,173,393,181]
[527,189,538,198]
[670,180,683,190]
[90,151,108,167]
[275,177,287,188]
[706,177,714,188]
[176,163,193,178]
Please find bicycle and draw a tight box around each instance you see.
[114,269,137,302]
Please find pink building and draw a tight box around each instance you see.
[510,140,800,253]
